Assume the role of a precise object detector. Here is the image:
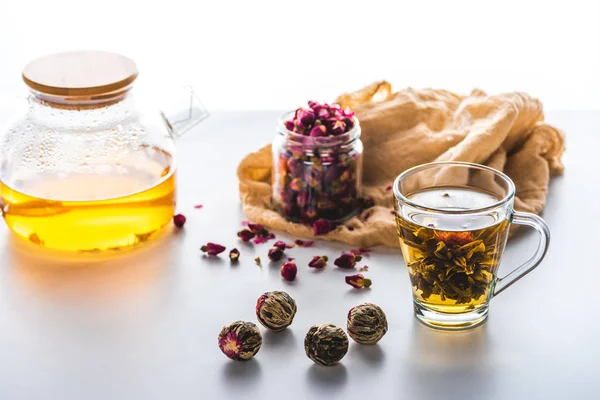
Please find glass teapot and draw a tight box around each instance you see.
[0,51,208,252]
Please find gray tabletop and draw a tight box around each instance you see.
[0,111,596,400]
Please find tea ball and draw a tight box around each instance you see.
[218,321,262,361]
[347,302,388,345]
[304,323,349,366]
[256,291,297,331]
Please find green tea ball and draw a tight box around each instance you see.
[256,291,297,331]
[347,302,388,345]
[218,321,262,361]
[304,323,349,366]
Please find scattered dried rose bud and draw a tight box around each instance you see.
[173,213,186,228]
[313,218,333,236]
[255,257,262,267]
[390,210,397,216]
[256,291,297,331]
[350,248,371,256]
[308,255,328,269]
[359,265,369,272]
[229,248,240,263]
[281,262,297,281]
[248,223,268,237]
[385,185,392,191]
[237,229,256,242]
[287,257,295,261]
[268,246,284,261]
[334,253,362,269]
[200,242,226,256]
[193,204,204,209]
[218,321,262,361]
[347,303,387,345]
[285,120,295,131]
[304,323,349,366]
[347,226,355,231]
[273,240,287,250]
[345,274,372,289]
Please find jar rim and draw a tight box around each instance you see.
[276,110,361,147]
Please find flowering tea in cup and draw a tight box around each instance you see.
[394,162,550,330]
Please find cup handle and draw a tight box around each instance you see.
[493,211,551,297]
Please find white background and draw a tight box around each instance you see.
[1,0,599,111]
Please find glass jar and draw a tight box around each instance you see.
[0,51,207,252]
[272,111,363,223]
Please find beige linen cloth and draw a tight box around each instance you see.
[237,81,565,248]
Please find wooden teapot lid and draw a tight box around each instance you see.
[22,51,138,97]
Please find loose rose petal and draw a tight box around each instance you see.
[385,185,392,191]
[345,274,372,289]
[308,255,328,269]
[200,242,226,256]
[295,239,314,248]
[281,261,297,281]
[312,218,333,236]
[173,214,186,228]
[285,120,295,131]
[334,253,362,269]
[359,265,369,272]
[237,229,256,242]
[255,257,262,267]
[253,233,275,244]
[193,204,204,209]
[229,248,240,263]
[268,246,284,261]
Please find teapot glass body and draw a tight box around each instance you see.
[0,58,206,252]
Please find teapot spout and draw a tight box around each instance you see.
[160,86,208,138]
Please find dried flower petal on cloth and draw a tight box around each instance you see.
[237,82,565,248]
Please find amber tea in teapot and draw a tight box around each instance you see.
[0,51,207,252]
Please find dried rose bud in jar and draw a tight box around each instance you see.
[272,101,363,225]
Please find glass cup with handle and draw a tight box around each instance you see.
[393,161,550,330]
